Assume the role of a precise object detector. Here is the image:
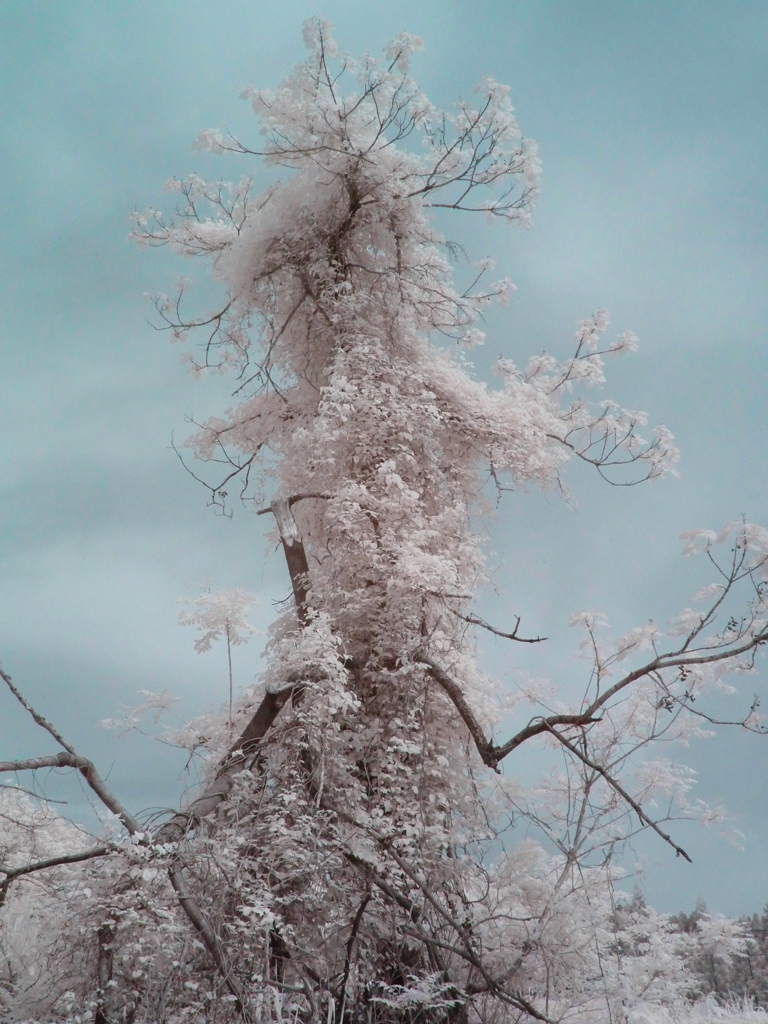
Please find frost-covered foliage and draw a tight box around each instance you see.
[0,788,100,1016]
[179,589,258,655]
[664,902,768,1011]
[2,20,767,1024]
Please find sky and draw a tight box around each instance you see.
[1,0,767,916]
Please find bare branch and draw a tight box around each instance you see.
[542,723,692,863]
[0,751,140,835]
[580,626,768,723]
[418,654,600,769]
[154,680,300,845]
[493,713,602,763]
[383,844,556,1023]
[457,611,547,644]
[1,665,77,756]
[265,497,311,624]
[0,665,142,833]
[416,654,496,767]
[337,893,370,1015]
[0,845,111,909]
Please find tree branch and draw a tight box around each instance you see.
[257,497,312,624]
[169,861,253,1019]
[416,655,496,766]
[457,611,547,644]
[383,844,555,1023]
[492,713,601,763]
[418,655,689,861]
[0,752,140,835]
[327,790,551,1020]
[542,723,692,863]
[0,845,110,909]
[1,665,78,755]
[580,627,768,723]
[338,893,370,1015]
[155,496,317,847]
[154,680,300,845]
[417,655,599,769]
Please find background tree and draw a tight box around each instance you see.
[1,20,767,1024]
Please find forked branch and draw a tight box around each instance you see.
[0,665,141,833]
[417,654,599,770]
[457,611,547,644]
[542,723,692,863]
[0,753,140,835]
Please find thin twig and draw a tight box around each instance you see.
[457,611,547,644]
[338,894,370,1017]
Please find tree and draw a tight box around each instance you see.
[1,20,767,1024]
[179,587,258,729]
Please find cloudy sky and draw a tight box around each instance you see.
[1,0,767,915]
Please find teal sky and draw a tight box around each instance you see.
[1,1,767,915]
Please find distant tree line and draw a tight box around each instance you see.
[649,897,768,1008]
